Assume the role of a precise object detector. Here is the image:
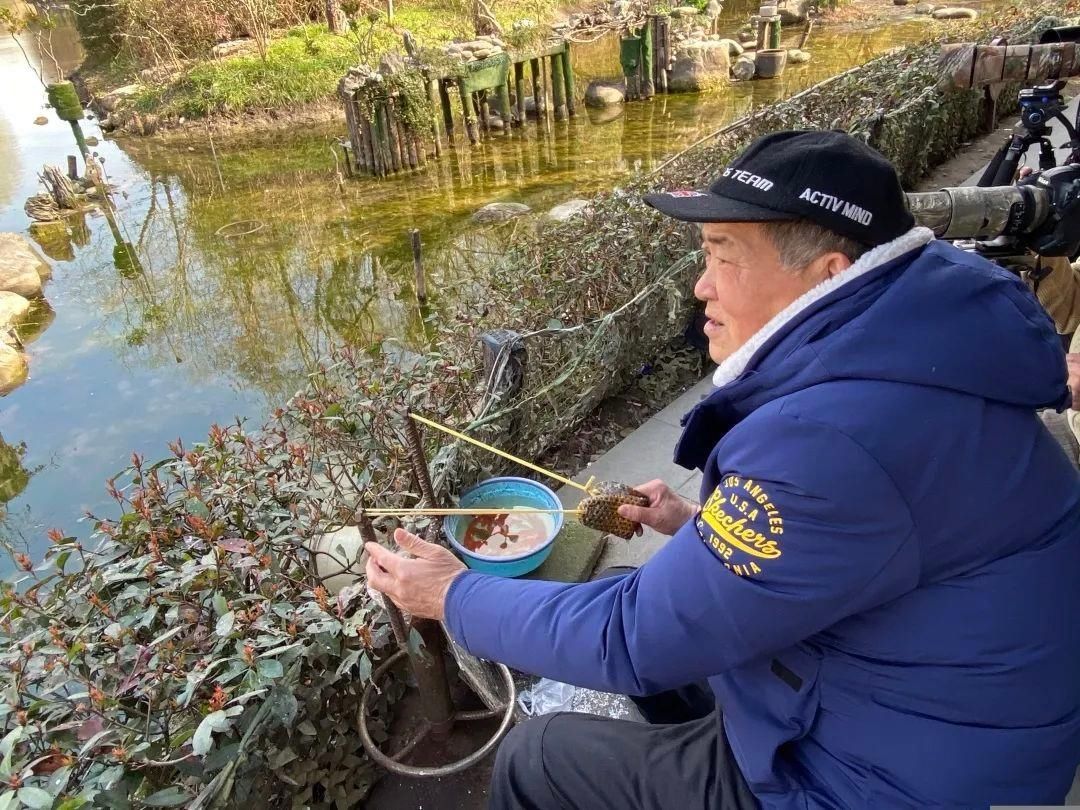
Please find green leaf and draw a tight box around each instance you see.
[141,788,190,807]
[406,628,425,657]
[297,719,317,736]
[546,318,564,330]
[0,791,17,810]
[192,710,229,756]
[17,787,54,809]
[185,498,210,518]
[257,658,283,679]
[148,625,184,648]
[270,747,297,769]
[215,611,235,637]
[212,593,228,617]
[265,687,298,729]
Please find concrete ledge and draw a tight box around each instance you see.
[526,521,607,583]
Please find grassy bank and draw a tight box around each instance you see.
[87,0,560,125]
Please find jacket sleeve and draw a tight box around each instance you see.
[444,412,919,695]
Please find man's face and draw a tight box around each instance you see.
[694,222,832,364]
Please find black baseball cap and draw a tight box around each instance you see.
[643,130,914,248]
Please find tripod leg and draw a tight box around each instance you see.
[1039,138,1057,171]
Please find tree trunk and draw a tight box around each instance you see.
[325,0,341,32]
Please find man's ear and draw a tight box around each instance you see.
[809,251,853,281]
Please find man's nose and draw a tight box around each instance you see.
[694,270,715,302]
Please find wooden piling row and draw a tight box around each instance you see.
[341,43,580,175]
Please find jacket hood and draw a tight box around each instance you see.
[675,227,1069,470]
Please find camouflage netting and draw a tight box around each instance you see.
[426,2,1080,495]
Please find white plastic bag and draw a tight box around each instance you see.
[517,678,576,716]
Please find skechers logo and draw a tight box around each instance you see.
[722,168,774,191]
[798,188,873,225]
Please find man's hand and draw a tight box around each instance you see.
[1068,353,1080,408]
[616,479,699,536]
[365,529,467,621]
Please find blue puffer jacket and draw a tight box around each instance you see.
[445,228,1080,808]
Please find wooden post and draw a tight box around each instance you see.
[426,76,442,157]
[368,110,384,176]
[387,98,405,172]
[440,80,456,143]
[514,61,526,126]
[66,155,78,181]
[562,43,576,116]
[550,53,566,120]
[497,80,512,134]
[641,22,655,98]
[411,229,426,303]
[530,57,545,116]
[458,81,479,145]
[401,118,418,169]
[756,17,769,50]
[798,18,814,49]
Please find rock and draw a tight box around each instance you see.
[732,55,757,80]
[932,6,977,18]
[473,48,493,60]
[211,38,258,58]
[585,81,625,107]
[98,84,140,113]
[0,344,27,395]
[915,2,937,12]
[779,0,813,24]
[0,343,26,393]
[546,199,591,222]
[788,48,811,63]
[670,5,700,16]
[85,136,99,147]
[717,38,745,56]
[33,116,47,126]
[0,234,50,297]
[0,293,31,332]
[894,0,909,5]
[738,30,757,42]
[308,526,365,595]
[524,95,538,114]
[487,115,505,130]
[473,202,531,224]
[669,40,732,91]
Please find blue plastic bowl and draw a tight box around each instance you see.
[444,477,563,577]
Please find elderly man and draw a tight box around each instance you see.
[366,130,1080,808]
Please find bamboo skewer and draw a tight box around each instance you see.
[407,412,593,495]
[362,507,581,516]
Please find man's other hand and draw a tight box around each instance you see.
[1068,353,1080,408]
[365,529,467,621]
[616,479,699,536]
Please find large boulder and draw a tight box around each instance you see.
[731,54,757,81]
[0,234,50,298]
[915,2,937,13]
[473,202,532,224]
[0,344,27,395]
[585,81,625,107]
[669,40,732,92]
[932,6,977,18]
[98,84,140,113]
[779,0,813,24]
[717,38,745,57]
[0,292,31,336]
[211,38,258,59]
[546,199,591,222]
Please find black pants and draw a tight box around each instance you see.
[488,568,759,810]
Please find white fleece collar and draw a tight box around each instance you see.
[711,227,935,388]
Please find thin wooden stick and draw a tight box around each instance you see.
[408,412,592,494]
[362,507,581,516]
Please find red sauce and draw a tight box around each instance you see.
[462,512,551,557]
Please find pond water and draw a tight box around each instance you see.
[0,0,991,564]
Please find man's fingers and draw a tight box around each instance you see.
[365,553,394,594]
[393,527,444,559]
[616,503,649,524]
[364,541,401,576]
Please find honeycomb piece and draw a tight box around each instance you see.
[579,483,649,539]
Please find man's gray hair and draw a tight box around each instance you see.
[762,220,869,270]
